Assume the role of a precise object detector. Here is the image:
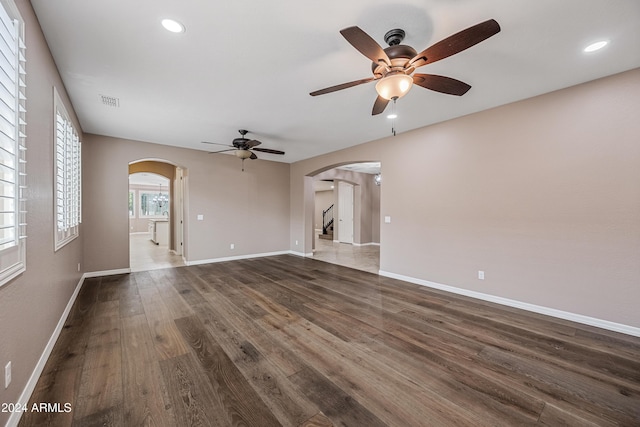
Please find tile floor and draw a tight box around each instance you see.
[129,233,185,272]
[130,232,380,274]
[311,238,380,274]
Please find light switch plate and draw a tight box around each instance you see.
[384,216,391,223]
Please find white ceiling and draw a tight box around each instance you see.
[339,162,381,175]
[129,173,169,187]
[31,1,640,163]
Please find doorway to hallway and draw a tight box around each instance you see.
[128,160,186,271]
[310,162,381,274]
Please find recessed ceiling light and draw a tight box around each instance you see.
[584,40,608,53]
[161,18,185,33]
[387,113,398,119]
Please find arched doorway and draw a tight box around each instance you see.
[128,160,186,271]
[307,162,381,273]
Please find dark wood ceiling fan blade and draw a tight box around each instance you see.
[409,19,501,68]
[253,147,285,155]
[310,77,377,96]
[372,95,389,115]
[246,139,262,148]
[340,26,391,66]
[413,74,471,96]
[208,148,236,154]
[250,152,258,160]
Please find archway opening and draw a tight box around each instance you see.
[128,160,186,271]
[307,161,381,274]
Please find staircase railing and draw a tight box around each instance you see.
[322,204,334,235]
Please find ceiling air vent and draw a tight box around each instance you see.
[100,94,120,108]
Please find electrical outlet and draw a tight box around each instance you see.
[478,271,485,280]
[5,361,11,388]
[230,243,234,250]
[77,263,81,272]
[295,240,298,246]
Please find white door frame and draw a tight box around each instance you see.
[338,181,354,244]
[174,167,185,256]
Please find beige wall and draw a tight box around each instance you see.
[83,134,291,273]
[371,180,380,244]
[0,2,85,424]
[291,68,640,328]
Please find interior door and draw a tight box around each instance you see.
[338,181,354,244]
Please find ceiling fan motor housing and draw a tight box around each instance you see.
[371,43,417,76]
[233,129,250,149]
[232,138,250,149]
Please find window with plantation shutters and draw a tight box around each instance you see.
[0,0,25,287]
[54,88,81,250]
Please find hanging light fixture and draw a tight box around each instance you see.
[152,184,169,208]
[375,72,413,100]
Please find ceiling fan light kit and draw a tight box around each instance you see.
[375,73,413,100]
[235,150,252,159]
[310,19,501,117]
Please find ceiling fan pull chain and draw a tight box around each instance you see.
[392,98,397,136]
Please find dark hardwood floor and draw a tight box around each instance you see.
[20,255,640,426]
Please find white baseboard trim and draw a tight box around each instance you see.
[378,270,640,338]
[84,268,131,278]
[7,275,85,427]
[353,242,380,247]
[289,250,313,257]
[186,250,290,266]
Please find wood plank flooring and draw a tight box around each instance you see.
[19,255,640,426]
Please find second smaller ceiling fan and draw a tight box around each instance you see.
[202,129,285,171]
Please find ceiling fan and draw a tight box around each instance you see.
[310,19,501,115]
[202,129,285,171]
